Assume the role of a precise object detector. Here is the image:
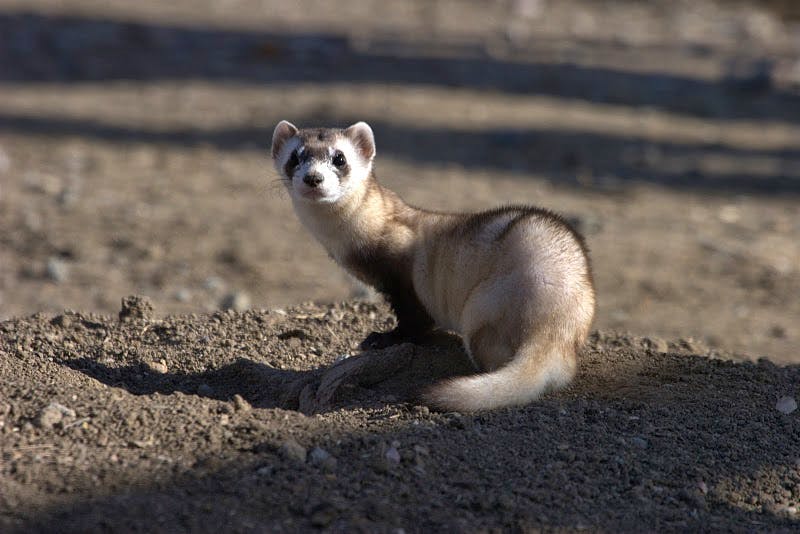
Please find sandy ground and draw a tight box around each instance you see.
[0,0,799,531]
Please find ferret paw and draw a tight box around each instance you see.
[359,329,411,350]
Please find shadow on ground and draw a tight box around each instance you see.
[2,11,800,123]
[2,112,799,194]
[60,330,475,414]
[28,335,800,531]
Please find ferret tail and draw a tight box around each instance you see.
[422,341,576,412]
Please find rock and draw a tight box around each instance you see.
[36,408,62,429]
[118,295,154,322]
[308,446,337,471]
[203,276,224,292]
[197,384,214,397]
[36,402,76,429]
[46,257,69,283]
[220,291,251,311]
[174,288,191,303]
[51,314,73,328]
[371,443,403,473]
[630,437,649,449]
[279,439,307,463]
[232,394,251,412]
[308,446,331,465]
[385,446,401,464]
[776,396,797,414]
[146,360,168,374]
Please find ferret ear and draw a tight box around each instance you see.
[271,120,298,159]
[345,122,376,162]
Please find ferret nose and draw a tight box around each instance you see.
[303,173,323,187]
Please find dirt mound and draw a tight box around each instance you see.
[1,299,797,532]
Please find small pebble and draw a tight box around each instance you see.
[46,257,69,283]
[36,402,76,429]
[232,394,251,412]
[308,446,331,465]
[51,314,73,328]
[119,295,154,322]
[279,438,307,463]
[776,396,797,414]
[220,291,251,311]
[630,437,649,449]
[146,360,168,374]
[203,276,224,292]
[385,446,401,464]
[197,384,214,397]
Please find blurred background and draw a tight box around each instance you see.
[0,0,798,362]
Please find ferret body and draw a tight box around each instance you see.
[271,120,595,412]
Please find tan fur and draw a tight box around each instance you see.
[272,120,595,412]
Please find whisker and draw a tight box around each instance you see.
[262,175,291,200]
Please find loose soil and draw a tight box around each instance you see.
[1,0,799,531]
[1,300,798,532]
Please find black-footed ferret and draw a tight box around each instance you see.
[271,120,595,412]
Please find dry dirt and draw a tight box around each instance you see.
[1,299,799,532]
[0,0,799,531]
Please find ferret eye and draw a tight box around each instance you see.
[288,150,299,168]
[332,152,346,168]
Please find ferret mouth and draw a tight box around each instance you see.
[296,186,336,203]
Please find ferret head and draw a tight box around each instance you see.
[271,121,376,204]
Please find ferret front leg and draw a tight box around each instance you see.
[360,287,434,349]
